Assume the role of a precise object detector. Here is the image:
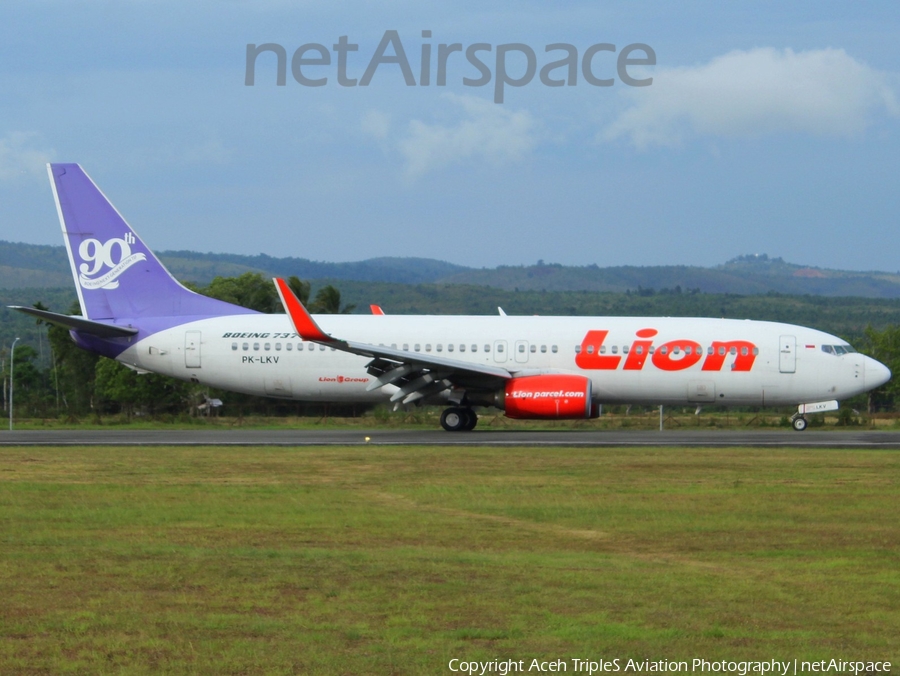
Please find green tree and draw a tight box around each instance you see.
[861,325,900,412]
[194,272,314,312]
[8,344,49,416]
[46,303,100,417]
[200,272,281,313]
[310,284,356,314]
[32,301,49,363]
[32,301,61,411]
[287,276,310,305]
[94,358,141,420]
[94,358,193,419]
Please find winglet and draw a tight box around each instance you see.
[370,304,385,315]
[274,278,333,342]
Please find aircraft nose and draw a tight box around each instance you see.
[865,356,891,389]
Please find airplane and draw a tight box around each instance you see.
[10,163,891,432]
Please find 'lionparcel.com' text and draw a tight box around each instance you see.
[447,659,893,676]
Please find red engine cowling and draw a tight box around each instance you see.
[502,374,593,420]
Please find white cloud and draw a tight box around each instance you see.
[0,132,53,181]
[395,94,537,177]
[603,48,900,148]
[361,110,391,141]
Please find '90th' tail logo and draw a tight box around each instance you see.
[77,233,146,290]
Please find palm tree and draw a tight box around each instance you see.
[287,276,311,305]
[310,285,356,314]
[33,302,60,410]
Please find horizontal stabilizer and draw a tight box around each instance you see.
[9,305,138,338]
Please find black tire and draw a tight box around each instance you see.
[462,408,477,431]
[792,416,808,432]
[440,407,466,432]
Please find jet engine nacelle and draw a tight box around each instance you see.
[500,374,594,419]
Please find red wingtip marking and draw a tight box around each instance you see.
[370,304,385,315]
[274,278,331,342]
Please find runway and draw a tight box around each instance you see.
[3,429,900,447]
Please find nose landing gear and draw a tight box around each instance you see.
[440,407,478,432]
[791,400,839,431]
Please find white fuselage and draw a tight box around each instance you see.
[116,313,879,408]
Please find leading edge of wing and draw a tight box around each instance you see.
[273,278,511,381]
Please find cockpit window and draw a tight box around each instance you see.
[821,344,856,355]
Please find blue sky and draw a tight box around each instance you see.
[1,1,898,270]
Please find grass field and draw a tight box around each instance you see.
[0,445,897,674]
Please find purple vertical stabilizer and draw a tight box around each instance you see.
[49,163,256,321]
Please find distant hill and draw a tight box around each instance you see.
[158,250,469,285]
[438,254,900,297]
[0,241,469,289]
[3,241,900,298]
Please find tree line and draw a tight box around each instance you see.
[2,272,900,421]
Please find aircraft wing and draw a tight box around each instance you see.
[274,278,511,406]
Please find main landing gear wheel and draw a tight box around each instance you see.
[440,408,465,432]
[441,407,477,432]
[791,415,808,432]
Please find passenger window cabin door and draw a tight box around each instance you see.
[515,340,529,363]
[185,331,202,368]
[493,340,508,363]
[779,335,796,373]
